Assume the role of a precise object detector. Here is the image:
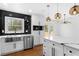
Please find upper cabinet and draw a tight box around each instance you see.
[0,10,31,35]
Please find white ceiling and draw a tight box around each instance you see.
[0,3,79,19]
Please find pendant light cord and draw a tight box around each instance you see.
[64,14,66,22]
[74,3,76,6]
[47,5,50,16]
[57,3,59,13]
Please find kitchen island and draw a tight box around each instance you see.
[43,36,79,56]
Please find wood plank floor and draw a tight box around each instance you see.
[7,45,43,56]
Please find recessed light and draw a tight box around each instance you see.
[2,3,8,6]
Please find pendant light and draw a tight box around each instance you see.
[69,3,79,15]
[55,3,61,20]
[46,5,51,22]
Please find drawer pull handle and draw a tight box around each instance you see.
[53,44,55,46]
[64,53,66,56]
[69,50,72,53]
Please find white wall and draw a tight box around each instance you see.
[32,14,45,45]
[45,15,79,43]
[59,15,79,38]
[56,15,79,43]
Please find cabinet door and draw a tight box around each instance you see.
[47,42,53,56]
[53,43,64,56]
[15,41,24,51]
[64,46,79,56]
[43,39,64,56]
[33,31,40,45]
[1,43,14,55]
[48,41,64,56]
[39,31,44,44]
[43,39,52,56]
[43,39,48,56]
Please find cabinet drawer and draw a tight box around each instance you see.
[64,46,79,56]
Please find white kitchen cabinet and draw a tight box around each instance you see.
[32,15,45,46]
[43,39,52,56]
[43,39,64,56]
[1,42,15,55]
[1,41,24,55]
[14,41,24,51]
[40,31,44,44]
[33,32,40,45]
[1,37,24,55]
[64,46,79,56]
[53,42,64,56]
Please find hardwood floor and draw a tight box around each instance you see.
[7,45,43,56]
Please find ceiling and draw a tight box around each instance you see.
[0,3,79,19]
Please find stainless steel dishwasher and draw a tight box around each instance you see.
[23,36,34,50]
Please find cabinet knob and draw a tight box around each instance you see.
[64,53,66,56]
[53,44,55,46]
[69,50,72,53]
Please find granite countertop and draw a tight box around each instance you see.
[44,36,79,44]
[0,34,32,38]
[44,36,79,50]
[64,44,79,50]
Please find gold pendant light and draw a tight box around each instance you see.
[46,16,51,22]
[55,3,61,20]
[69,3,79,15]
[55,13,61,20]
[46,5,51,22]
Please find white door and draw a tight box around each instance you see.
[33,31,40,45]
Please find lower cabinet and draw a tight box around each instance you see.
[1,42,16,55]
[14,41,24,51]
[1,41,24,55]
[43,39,79,56]
[43,39,52,56]
[1,37,24,55]
[53,43,64,56]
[0,35,33,56]
[43,39,64,56]
[64,46,79,56]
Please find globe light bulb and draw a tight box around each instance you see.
[73,10,77,15]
